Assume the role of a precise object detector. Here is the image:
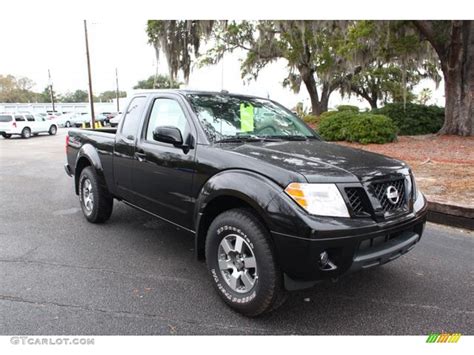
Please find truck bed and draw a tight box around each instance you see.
[66,128,118,192]
[75,127,117,134]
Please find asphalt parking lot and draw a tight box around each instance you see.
[0,129,473,335]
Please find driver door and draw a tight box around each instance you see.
[132,95,197,229]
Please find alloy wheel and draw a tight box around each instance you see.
[81,178,94,213]
[217,234,258,293]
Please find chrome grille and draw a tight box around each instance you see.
[370,178,407,214]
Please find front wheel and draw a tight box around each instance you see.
[79,167,113,223]
[49,125,57,135]
[1,133,11,139]
[205,209,287,316]
[65,121,71,128]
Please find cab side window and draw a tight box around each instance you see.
[121,96,146,140]
[15,115,25,122]
[26,115,35,122]
[146,98,189,142]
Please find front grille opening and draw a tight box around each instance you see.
[345,187,371,217]
[358,231,408,252]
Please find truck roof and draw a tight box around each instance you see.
[131,89,269,101]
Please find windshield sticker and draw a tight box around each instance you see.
[240,103,254,132]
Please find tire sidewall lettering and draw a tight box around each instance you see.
[211,268,257,304]
[216,225,254,250]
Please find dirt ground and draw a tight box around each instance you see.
[337,135,474,208]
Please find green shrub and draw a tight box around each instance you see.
[336,105,359,113]
[319,111,338,120]
[318,111,355,141]
[346,114,397,144]
[319,111,397,144]
[302,114,319,125]
[373,103,444,135]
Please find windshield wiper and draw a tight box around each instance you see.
[265,135,308,141]
[215,136,262,143]
[215,134,281,143]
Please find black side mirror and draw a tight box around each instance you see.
[153,126,183,146]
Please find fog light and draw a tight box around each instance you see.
[319,251,337,271]
[319,251,329,267]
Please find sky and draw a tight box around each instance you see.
[0,17,444,111]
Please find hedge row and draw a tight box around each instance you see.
[372,103,444,135]
[318,111,397,144]
[303,103,445,144]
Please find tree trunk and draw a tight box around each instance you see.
[439,22,474,136]
[350,84,378,109]
[368,97,378,109]
[320,83,330,113]
[414,20,473,136]
[300,66,325,116]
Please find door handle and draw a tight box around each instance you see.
[134,152,146,162]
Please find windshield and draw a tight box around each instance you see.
[186,94,318,142]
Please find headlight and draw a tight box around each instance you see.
[285,183,350,218]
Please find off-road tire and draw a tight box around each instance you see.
[205,208,286,316]
[78,167,113,223]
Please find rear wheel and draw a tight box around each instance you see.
[21,127,31,139]
[1,133,11,139]
[205,208,287,316]
[79,167,113,223]
[65,121,71,128]
[49,125,57,135]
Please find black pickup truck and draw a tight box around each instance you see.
[65,90,427,316]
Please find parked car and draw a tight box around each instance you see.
[51,112,72,127]
[65,90,427,316]
[36,112,49,120]
[99,112,117,123]
[51,112,83,128]
[70,113,110,128]
[0,112,57,138]
[95,113,109,125]
[70,113,92,127]
[109,112,123,127]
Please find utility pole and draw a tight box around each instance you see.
[84,20,96,129]
[48,69,56,112]
[220,52,225,91]
[115,68,120,112]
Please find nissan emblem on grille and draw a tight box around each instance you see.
[386,186,400,204]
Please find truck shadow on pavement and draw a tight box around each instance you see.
[104,202,438,335]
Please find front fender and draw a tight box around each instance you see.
[194,169,285,235]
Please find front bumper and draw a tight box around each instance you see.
[348,230,420,273]
[267,192,428,290]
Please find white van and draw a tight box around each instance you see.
[0,113,58,139]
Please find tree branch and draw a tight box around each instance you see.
[412,21,447,61]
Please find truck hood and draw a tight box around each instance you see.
[219,140,409,183]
